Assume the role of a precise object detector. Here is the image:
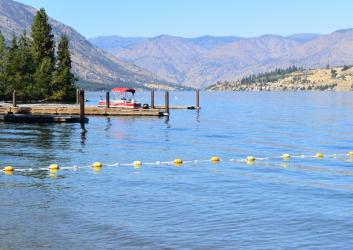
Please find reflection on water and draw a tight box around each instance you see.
[80,123,87,145]
[1,92,353,249]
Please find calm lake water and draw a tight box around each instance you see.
[1,91,353,249]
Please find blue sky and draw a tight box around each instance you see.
[16,0,353,39]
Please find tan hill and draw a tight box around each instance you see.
[0,0,175,89]
[90,30,353,88]
[206,66,353,91]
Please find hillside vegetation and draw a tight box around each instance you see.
[207,66,353,91]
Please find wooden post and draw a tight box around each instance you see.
[165,90,169,114]
[196,89,200,109]
[106,91,110,108]
[76,89,80,104]
[12,90,16,108]
[79,88,85,123]
[150,90,155,109]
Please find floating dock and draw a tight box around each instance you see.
[0,89,200,123]
[0,104,166,117]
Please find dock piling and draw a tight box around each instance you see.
[76,89,80,104]
[165,91,169,115]
[196,89,200,109]
[151,90,155,109]
[79,89,85,123]
[12,90,16,108]
[106,91,110,108]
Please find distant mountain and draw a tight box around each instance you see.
[286,33,321,43]
[88,36,147,55]
[90,30,353,88]
[0,0,172,89]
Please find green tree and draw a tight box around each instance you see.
[30,8,56,100]
[33,57,53,100]
[4,35,21,99]
[0,7,77,102]
[0,31,7,99]
[331,69,337,78]
[18,32,35,99]
[4,33,35,100]
[51,34,76,101]
[30,8,55,66]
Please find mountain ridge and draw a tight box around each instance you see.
[90,29,353,88]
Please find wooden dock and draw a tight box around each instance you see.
[0,104,166,117]
[0,89,200,123]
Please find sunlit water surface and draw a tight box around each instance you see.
[1,91,353,249]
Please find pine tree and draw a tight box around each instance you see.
[33,57,53,100]
[4,33,35,100]
[51,34,76,101]
[56,35,72,69]
[31,8,55,99]
[0,8,77,102]
[4,35,20,99]
[18,32,35,99]
[30,8,55,66]
[0,31,7,99]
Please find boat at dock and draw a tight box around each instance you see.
[98,88,142,108]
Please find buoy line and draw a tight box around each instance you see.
[2,152,353,174]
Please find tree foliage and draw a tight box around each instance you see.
[0,31,6,95]
[51,35,76,101]
[0,8,76,102]
[30,8,55,66]
[240,65,304,84]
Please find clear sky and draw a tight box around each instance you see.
[16,0,353,39]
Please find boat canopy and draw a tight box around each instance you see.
[111,87,136,94]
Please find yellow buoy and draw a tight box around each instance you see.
[315,153,324,158]
[92,162,102,168]
[174,159,183,164]
[133,161,142,167]
[91,162,102,172]
[49,164,59,171]
[210,156,220,163]
[3,166,14,172]
[246,156,255,164]
[348,152,353,157]
[282,154,291,160]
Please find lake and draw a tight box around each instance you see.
[1,91,353,249]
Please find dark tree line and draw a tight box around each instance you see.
[0,8,76,102]
[240,65,304,84]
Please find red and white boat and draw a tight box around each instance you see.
[98,88,142,108]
